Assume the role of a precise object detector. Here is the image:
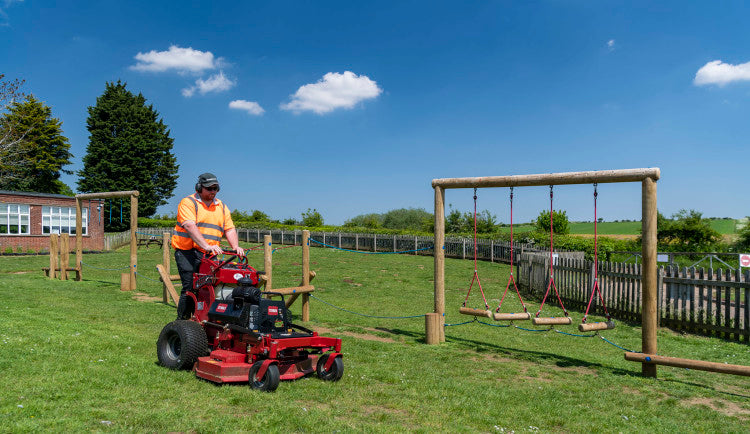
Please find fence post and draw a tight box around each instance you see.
[302,230,310,322]
[374,234,377,252]
[490,240,494,263]
[462,239,466,260]
[393,235,396,253]
[162,232,171,303]
[355,233,359,250]
[339,232,342,249]
[415,236,418,256]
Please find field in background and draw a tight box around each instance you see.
[497,219,738,236]
[1,244,748,431]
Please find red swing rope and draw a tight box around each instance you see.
[582,183,612,323]
[535,185,569,318]
[496,187,528,313]
[462,188,490,310]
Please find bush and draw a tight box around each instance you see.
[736,218,750,251]
[656,209,720,251]
[535,210,570,235]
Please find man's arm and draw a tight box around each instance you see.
[182,220,223,256]
[224,228,245,257]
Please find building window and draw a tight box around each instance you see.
[0,203,31,235]
[42,206,88,235]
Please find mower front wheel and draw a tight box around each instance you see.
[248,361,280,392]
[157,320,207,370]
[316,354,344,381]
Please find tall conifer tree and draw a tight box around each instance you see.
[0,95,73,193]
[78,81,179,230]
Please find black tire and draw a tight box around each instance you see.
[248,361,280,392]
[316,354,344,381]
[157,320,208,370]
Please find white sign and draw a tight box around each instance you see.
[740,254,750,268]
[657,254,670,263]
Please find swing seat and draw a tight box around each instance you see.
[492,312,531,321]
[459,307,493,319]
[578,320,615,332]
[531,316,572,326]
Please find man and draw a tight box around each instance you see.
[172,173,245,319]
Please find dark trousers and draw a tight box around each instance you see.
[174,248,202,294]
[174,248,202,319]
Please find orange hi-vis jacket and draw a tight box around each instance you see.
[171,193,235,252]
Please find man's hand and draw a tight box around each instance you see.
[233,246,245,257]
[205,244,223,256]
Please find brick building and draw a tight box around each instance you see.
[0,190,105,252]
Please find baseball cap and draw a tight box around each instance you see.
[198,173,219,187]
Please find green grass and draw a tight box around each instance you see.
[1,245,749,431]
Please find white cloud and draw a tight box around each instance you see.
[131,45,221,74]
[229,99,265,115]
[694,60,750,86]
[280,71,382,114]
[182,71,236,97]
[607,39,615,51]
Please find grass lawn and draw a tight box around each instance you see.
[1,243,748,432]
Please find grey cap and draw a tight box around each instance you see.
[198,173,219,187]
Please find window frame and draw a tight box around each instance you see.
[42,206,88,236]
[0,203,31,235]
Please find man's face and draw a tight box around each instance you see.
[199,184,219,201]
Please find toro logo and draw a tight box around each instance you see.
[267,306,279,316]
[216,303,228,313]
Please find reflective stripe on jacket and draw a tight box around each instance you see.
[171,194,234,251]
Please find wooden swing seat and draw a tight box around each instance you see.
[492,312,531,321]
[578,320,615,332]
[459,307,493,319]
[531,316,572,326]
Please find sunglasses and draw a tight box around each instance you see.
[204,185,219,192]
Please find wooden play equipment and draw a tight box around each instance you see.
[44,190,138,288]
[430,168,663,377]
[156,230,316,322]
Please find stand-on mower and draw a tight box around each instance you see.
[157,252,343,391]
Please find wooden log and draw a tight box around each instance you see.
[624,352,750,377]
[531,316,573,325]
[120,273,130,291]
[434,186,446,342]
[60,234,70,280]
[75,190,139,199]
[493,312,531,321]
[75,198,83,281]
[156,264,179,305]
[264,235,272,291]
[130,194,138,290]
[425,312,441,345]
[49,234,58,279]
[302,230,310,322]
[578,321,615,332]
[459,307,493,319]
[432,168,660,189]
[641,177,658,377]
[162,232,171,303]
[285,271,317,308]
[262,285,315,296]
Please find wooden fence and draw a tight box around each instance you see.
[113,227,749,342]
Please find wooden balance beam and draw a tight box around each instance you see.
[579,321,615,332]
[624,352,750,377]
[156,264,180,305]
[531,316,573,326]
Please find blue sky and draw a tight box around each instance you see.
[2,1,749,225]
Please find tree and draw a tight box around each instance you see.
[0,74,27,185]
[535,209,570,235]
[736,218,750,251]
[301,208,323,227]
[78,81,179,230]
[0,95,73,193]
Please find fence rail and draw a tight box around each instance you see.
[109,227,749,342]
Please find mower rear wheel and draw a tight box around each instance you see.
[316,354,344,381]
[157,320,208,370]
[248,361,280,392]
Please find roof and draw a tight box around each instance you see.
[0,190,76,200]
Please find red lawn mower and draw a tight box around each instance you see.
[157,252,343,391]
